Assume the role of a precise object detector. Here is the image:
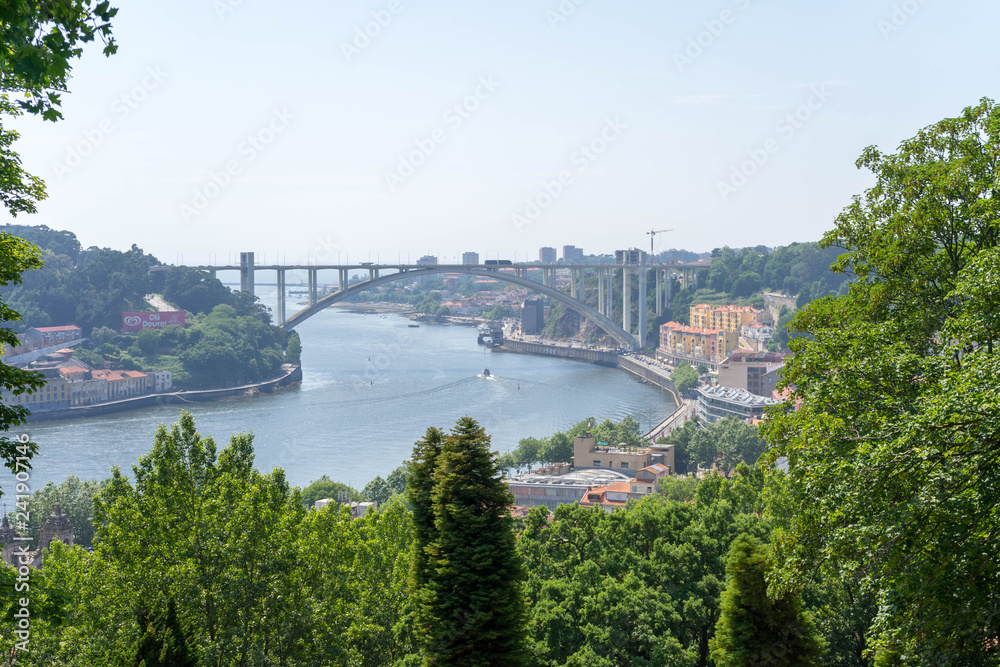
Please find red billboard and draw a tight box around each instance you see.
[122,311,186,332]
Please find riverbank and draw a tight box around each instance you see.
[330,301,483,328]
[24,364,303,423]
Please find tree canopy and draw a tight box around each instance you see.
[762,97,1000,659]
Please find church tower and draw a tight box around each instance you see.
[39,504,74,550]
[0,514,19,566]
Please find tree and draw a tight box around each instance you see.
[415,417,528,665]
[131,598,196,667]
[21,475,103,548]
[761,98,1000,658]
[671,363,699,393]
[0,6,118,477]
[300,475,363,508]
[710,535,825,666]
[285,330,302,364]
[0,233,45,474]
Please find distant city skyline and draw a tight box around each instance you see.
[1,0,996,264]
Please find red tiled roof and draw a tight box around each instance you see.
[31,325,81,332]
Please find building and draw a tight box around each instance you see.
[1,366,70,411]
[689,304,764,333]
[506,468,633,511]
[539,247,557,263]
[151,371,173,393]
[629,463,671,499]
[314,498,377,518]
[658,322,740,371]
[718,351,787,396]
[614,248,644,265]
[572,434,675,473]
[25,325,82,348]
[696,385,780,423]
[579,482,631,512]
[520,299,544,334]
[416,255,438,266]
[562,245,584,262]
[461,252,479,265]
[740,321,775,351]
[91,370,150,400]
[1,504,75,569]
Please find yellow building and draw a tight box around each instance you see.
[659,322,739,370]
[689,304,763,333]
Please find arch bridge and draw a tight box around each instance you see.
[163,253,705,350]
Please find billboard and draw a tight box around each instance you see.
[122,311,186,332]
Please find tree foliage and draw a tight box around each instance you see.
[412,417,528,665]
[670,363,699,394]
[761,97,1000,659]
[710,534,825,666]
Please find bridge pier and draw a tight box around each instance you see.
[598,268,605,316]
[308,269,317,306]
[623,267,631,336]
[638,255,647,349]
[570,268,578,299]
[240,252,255,295]
[339,269,348,292]
[276,269,286,325]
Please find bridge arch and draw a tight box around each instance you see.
[282,267,639,350]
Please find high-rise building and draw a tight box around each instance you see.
[562,245,584,262]
[614,248,644,265]
[462,252,479,265]
[416,255,438,266]
[521,299,545,334]
[539,247,557,263]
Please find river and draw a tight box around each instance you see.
[4,289,674,497]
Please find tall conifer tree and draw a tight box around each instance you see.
[410,417,527,666]
[711,534,824,666]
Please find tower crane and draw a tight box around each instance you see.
[646,228,672,262]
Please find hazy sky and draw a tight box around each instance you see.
[3,0,997,265]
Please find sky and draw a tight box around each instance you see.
[2,0,998,265]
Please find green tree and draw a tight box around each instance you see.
[20,475,103,548]
[417,417,528,665]
[670,363,699,393]
[300,475,363,508]
[131,598,196,667]
[761,98,1000,658]
[710,535,824,666]
[0,233,44,474]
[285,329,302,364]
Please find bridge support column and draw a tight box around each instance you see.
[209,269,217,279]
[308,269,317,306]
[623,268,631,335]
[655,268,662,316]
[339,269,348,292]
[276,269,286,325]
[598,268,605,315]
[638,255,647,349]
[570,269,578,299]
[240,252,255,295]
